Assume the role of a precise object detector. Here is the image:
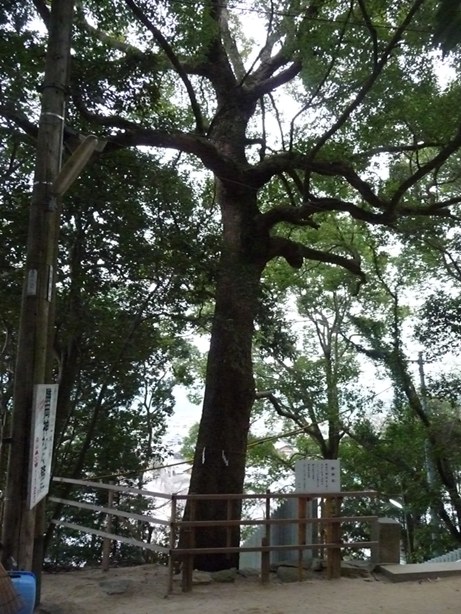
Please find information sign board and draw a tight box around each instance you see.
[295,459,341,493]
[28,384,58,509]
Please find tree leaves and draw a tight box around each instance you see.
[433,0,461,53]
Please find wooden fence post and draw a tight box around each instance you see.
[167,494,177,595]
[326,496,342,579]
[101,484,114,572]
[261,491,271,583]
[181,495,195,593]
[297,496,308,581]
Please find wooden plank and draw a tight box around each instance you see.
[52,479,377,503]
[48,496,170,526]
[49,520,170,553]
[173,490,378,501]
[171,515,379,528]
[173,540,378,555]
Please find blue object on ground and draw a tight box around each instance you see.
[9,571,36,614]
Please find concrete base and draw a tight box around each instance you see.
[378,562,461,582]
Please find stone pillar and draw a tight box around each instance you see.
[378,517,401,564]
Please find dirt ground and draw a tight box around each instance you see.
[38,563,461,613]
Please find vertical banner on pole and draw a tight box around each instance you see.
[28,384,58,509]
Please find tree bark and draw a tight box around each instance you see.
[182,179,266,571]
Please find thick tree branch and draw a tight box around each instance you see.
[257,203,320,230]
[219,3,246,80]
[253,147,461,223]
[253,152,386,210]
[32,0,50,28]
[252,152,351,186]
[198,0,238,94]
[304,198,387,224]
[72,102,246,180]
[399,196,461,217]
[267,236,365,283]
[259,199,385,232]
[249,59,302,99]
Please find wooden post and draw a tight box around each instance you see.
[181,495,195,593]
[226,496,233,556]
[297,496,308,581]
[101,485,114,571]
[167,494,177,595]
[370,516,379,569]
[326,496,342,579]
[261,491,271,583]
[1,0,75,574]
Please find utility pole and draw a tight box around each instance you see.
[1,0,75,570]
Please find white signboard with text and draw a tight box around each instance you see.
[295,459,341,493]
[28,384,58,509]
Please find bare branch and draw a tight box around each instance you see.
[255,390,321,440]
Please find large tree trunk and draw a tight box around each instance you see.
[182,180,266,571]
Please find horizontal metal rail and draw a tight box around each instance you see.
[50,519,169,553]
[52,476,170,500]
[48,496,170,526]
